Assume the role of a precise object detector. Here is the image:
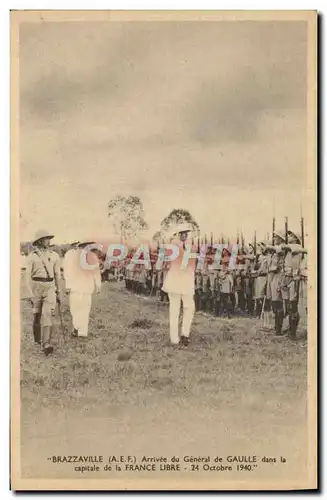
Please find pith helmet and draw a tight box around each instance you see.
[78,239,97,248]
[32,229,55,245]
[172,223,193,236]
[287,230,301,244]
[273,231,286,242]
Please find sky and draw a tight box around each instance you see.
[19,19,309,244]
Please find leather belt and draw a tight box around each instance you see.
[32,277,54,282]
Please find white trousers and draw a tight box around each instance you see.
[69,291,92,337]
[168,293,195,344]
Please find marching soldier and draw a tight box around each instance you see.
[24,229,62,355]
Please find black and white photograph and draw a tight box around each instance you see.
[10,10,317,490]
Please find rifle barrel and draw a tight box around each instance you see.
[272,217,276,246]
[301,217,305,247]
[285,217,289,244]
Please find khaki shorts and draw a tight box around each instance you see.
[254,276,267,299]
[267,272,282,301]
[31,281,57,327]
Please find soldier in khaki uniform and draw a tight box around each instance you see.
[243,245,256,315]
[24,230,62,355]
[219,257,234,318]
[252,242,270,318]
[267,231,287,335]
[282,230,305,339]
[298,250,308,328]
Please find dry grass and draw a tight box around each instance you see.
[20,278,307,423]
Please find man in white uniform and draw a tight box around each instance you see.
[162,224,196,347]
[64,239,101,338]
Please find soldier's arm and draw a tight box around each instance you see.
[23,254,34,298]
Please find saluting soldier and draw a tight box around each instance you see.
[24,230,62,355]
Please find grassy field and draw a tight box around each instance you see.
[19,277,308,483]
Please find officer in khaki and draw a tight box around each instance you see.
[24,229,62,355]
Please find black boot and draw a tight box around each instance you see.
[289,313,298,340]
[274,312,279,333]
[210,296,215,315]
[202,295,208,312]
[33,315,41,344]
[275,311,284,335]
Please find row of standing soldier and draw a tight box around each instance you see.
[102,225,307,340]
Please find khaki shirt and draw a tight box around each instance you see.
[25,249,61,297]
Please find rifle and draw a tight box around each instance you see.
[241,231,245,254]
[253,230,257,256]
[300,210,305,248]
[57,296,66,348]
[272,217,276,246]
[285,217,289,245]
